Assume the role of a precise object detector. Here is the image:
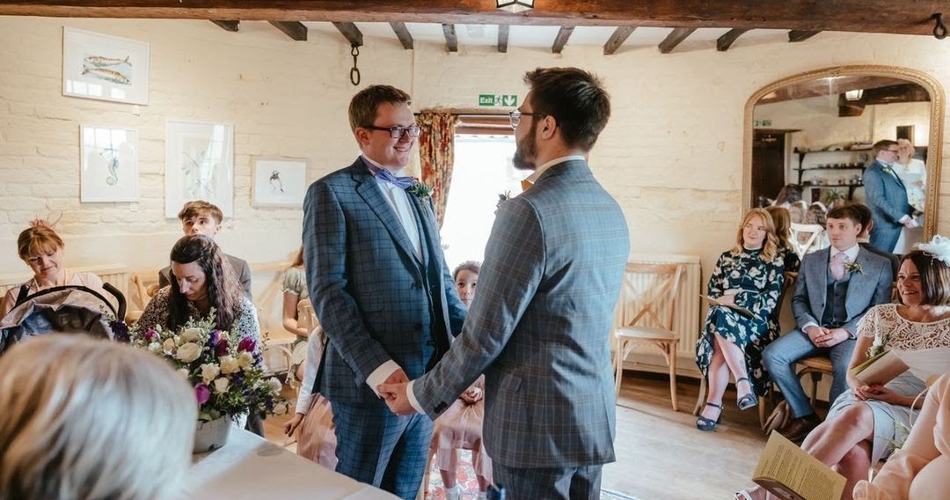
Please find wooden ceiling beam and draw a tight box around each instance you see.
[211,20,240,32]
[498,24,509,53]
[332,21,362,46]
[442,23,458,52]
[716,28,749,51]
[658,27,695,54]
[389,21,413,49]
[603,26,636,55]
[268,20,307,40]
[788,30,820,42]
[551,25,574,54]
[1,1,945,36]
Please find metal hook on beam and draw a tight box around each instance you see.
[350,44,361,86]
[933,13,947,40]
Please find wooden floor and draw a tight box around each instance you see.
[263,372,772,500]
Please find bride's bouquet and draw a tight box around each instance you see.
[130,312,288,421]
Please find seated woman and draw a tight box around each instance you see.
[0,220,103,318]
[696,209,785,431]
[765,206,801,273]
[853,372,950,499]
[283,318,337,470]
[738,243,950,500]
[0,334,196,500]
[432,261,492,500]
[137,234,259,343]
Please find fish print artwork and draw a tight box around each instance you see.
[81,54,132,86]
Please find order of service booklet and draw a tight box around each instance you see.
[752,432,845,500]
[849,347,950,387]
[701,294,754,319]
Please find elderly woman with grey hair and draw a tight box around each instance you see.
[0,334,196,500]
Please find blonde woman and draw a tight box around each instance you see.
[0,220,103,318]
[696,208,786,430]
[0,334,196,500]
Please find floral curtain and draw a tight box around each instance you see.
[417,111,459,228]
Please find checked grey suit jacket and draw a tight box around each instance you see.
[791,246,893,335]
[413,159,630,469]
[864,160,914,253]
[302,157,467,404]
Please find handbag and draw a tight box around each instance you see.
[762,399,790,435]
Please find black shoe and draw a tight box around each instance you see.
[696,402,723,431]
[736,377,758,411]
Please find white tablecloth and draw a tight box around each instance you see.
[188,427,399,499]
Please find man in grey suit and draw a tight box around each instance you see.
[303,85,467,499]
[762,204,892,441]
[380,67,630,499]
[864,140,918,253]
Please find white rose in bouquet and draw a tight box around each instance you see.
[175,342,202,363]
[213,377,230,394]
[181,327,202,343]
[219,355,241,375]
[200,363,220,383]
[163,338,177,352]
[237,351,254,370]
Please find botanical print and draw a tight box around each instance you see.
[165,121,234,218]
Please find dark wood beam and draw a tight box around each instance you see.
[332,21,362,46]
[498,24,509,53]
[211,20,240,32]
[788,30,820,42]
[658,27,695,54]
[551,25,574,54]
[603,26,636,55]
[268,20,307,40]
[0,1,945,36]
[716,28,749,51]
[442,23,457,52]
[389,21,413,49]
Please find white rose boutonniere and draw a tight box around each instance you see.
[843,259,864,276]
[407,181,433,200]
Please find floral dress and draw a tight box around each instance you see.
[827,304,950,464]
[137,286,260,343]
[695,247,785,396]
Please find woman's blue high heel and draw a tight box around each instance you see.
[736,377,758,410]
[696,402,723,431]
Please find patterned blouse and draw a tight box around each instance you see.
[137,286,260,343]
[706,247,785,325]
[860,304,950,350]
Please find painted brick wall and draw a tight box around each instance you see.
[1,17,949,284]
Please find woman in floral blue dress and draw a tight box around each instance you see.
[696,208,785,431]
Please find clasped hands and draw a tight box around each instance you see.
[377,369,416,415]
[805,325,849,348]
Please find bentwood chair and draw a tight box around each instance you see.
[613,262,685,411]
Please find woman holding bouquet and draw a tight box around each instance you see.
[737,240,950,500]
[695,208,785,431]
[137,234,259,343]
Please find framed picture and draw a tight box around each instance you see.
[251,158,308,207]
[63,27,150,105]
[80,125,139,202]
[164,120,234,218]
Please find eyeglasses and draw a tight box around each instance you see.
[743,223,767,232]
[509,109,547,129]
[362,124,422,139]
[885,149,900,154]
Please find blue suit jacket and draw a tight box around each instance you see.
[863,160,913,252]
[413,159,630,469]
[791,247,893,335]
[303,158,466,404]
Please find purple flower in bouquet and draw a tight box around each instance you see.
[195,383,211,405]
[207,329,220,347]
[215,337,230,357]
[144,329,158,343]
[238,337,256,353]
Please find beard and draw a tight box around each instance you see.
[512,125,537,171]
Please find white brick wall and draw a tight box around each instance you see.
[1,17,949,283]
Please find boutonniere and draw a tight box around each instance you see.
[407,181,433,200]
[843,259,864,275]
[496,191,511,211]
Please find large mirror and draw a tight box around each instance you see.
[742,65,944,253]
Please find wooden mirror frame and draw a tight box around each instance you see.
[742,65,945,238]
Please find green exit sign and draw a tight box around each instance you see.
[478,94,518,107]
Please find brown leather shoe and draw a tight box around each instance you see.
[777,414,821,442]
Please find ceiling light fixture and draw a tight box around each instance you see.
[496,0,534,13]
[845,89,864,101]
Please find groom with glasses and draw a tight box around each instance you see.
[864,139,918,253]
[302,84,467,499]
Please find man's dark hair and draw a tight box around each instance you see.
[872,139,898,157]
[348,85,412,132]
[524,67,610,152]
[848,203,873,231]
[827,204,863,230]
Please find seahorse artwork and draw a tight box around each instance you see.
[105,154,119,186]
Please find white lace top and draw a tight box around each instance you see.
[859,304,950,350]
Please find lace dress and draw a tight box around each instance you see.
[695,247,785,395]
[828,304,950,464]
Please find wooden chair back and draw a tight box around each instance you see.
[616,262,685,332]
[789,223,826,259]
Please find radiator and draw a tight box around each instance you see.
[615,253,703,378]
